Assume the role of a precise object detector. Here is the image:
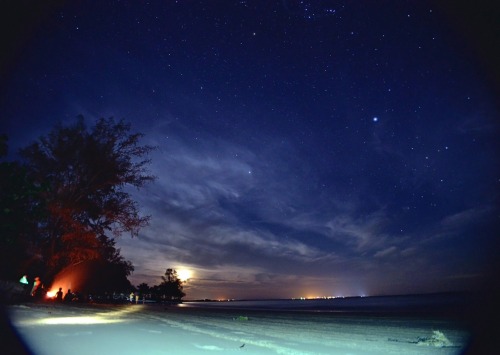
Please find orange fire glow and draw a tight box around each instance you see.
[46,269,79,298]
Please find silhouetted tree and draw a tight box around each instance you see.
[19,117,155,279]
[156,268,185,302]
[137,282,150,297]
[98,236,134,277]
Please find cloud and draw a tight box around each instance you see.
[440,206,491,231]
[373,246,397,258]
[205,226,324,261]
[149,141,254,208]
[119,127,340,291]
[325,212,390,251]
[406,205,495,247]
[117,118,498,298]
[285,210,392,254]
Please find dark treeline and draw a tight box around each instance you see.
[86,268,185,304]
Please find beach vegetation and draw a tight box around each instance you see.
[151,268,186,302]
[137,282,151,296]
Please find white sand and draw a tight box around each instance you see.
[6,303,470,355]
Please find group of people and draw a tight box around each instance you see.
[55,287,75,302]
[19,274,43,298]
[129,292,143,304]
[19,275,75,302]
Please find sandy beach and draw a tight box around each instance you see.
[3,302,472,355]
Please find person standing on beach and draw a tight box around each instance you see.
[19,275,28,285]
[19,275,30,296]
[30,277,41,297]
[56,288,63,302]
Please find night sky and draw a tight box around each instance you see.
[1,1,499,300]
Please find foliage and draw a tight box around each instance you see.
[154,268,185,301]
[136,282,150,296]
[98,236,134,276]
[18,117,155,280]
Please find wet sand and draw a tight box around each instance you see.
[4,302,472,355]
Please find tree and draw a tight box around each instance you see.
[156,268,185,302]
[19,117,155,279]
[98,235,134,277]
[137,282,150,298]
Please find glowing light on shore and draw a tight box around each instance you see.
[45,269,77,298]
[18,306,144,326]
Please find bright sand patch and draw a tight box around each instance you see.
[6,303,470,355]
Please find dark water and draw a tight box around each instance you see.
[182,292,476,315]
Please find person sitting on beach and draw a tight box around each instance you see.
[64,289,73,302]
[56,288,63,302]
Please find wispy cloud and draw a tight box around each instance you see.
[117,118,498,298]
[440,206,491,231]
[373,246,397,258]
[284,209,393,254]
